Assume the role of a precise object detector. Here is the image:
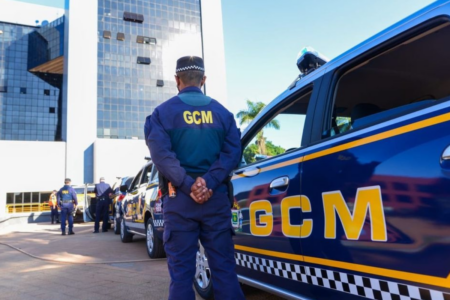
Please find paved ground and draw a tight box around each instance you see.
[0,222,284,300]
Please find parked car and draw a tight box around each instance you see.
[120,158,165,259]
[72,184,95,221]
[111,176,134,234]
[195,2,450,299]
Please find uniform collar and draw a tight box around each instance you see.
[178,86,203,95]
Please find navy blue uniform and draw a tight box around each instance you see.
[94,182,113,232]
[57,185,78,234]
[144,114,151,147]
[147,86,244,300]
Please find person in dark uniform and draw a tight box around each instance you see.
[147,56,244,300]
[57,178,78,235]
[144,114,151,147]
[93,177,114,233]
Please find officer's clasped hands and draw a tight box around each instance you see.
[190,177,213,204]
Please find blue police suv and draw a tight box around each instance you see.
[119,158,165,259]
[194,2,450,299]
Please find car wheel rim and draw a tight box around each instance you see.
[147,222,154,252]
[195,248,211,290]
[120,219,124,238]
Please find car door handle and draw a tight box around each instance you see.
[441,145,450,170]
[442,145,450,161]
[270,177,289,189]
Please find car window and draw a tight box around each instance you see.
[125,177,134,188]
[241,91,311,165]
[140,163,153,185]
[74,187,84,194]
[151,167,158,182]
[324,22,450,138]
[129,170,143,191]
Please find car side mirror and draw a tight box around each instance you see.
[120,185,128,193]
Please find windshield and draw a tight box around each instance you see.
[74,188,85,194]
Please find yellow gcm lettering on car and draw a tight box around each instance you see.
[248,186,386,241]
[249,200,273,236]
[281,195,313,238]
[323,186,387,241]
[183,111,213,124]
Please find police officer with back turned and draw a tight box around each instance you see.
[147,56,244,300]
[57,178,78,235]
[93,177,113,233]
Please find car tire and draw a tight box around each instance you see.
[120,218,133,243]
[114,216,121,235]
[193,244,214,300]
[146,218,165,258]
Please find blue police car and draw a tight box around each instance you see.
[120,158,165,259]
[195,2,450,299]
[111,176,134,235]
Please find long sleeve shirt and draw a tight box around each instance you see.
[94,182,113,199]
[57,185,78,210]
[147,86,241,196]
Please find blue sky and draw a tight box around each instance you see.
[221,0,436,116]
[13,0,436,116]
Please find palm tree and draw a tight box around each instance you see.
[236,100,280,155]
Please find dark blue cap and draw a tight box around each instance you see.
[176,56,205,73]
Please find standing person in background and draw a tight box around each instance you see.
[93,177,114,233]
[57,178,77,235]
[48,190,59,224]
[147,56,244,300]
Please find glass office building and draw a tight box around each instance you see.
[0,18,64,141]
[97,0,202,139]
[0,0,226,220]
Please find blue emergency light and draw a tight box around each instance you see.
[296,46,328,75]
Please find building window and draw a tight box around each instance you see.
[393,182,409,191]
[117,32,125,41]
[44,89,50,96]
[20,87,27,94]
[6,191,54,214]
[123,12,144,23]
[137,56,151,65]
[157,79,164,87]
[0,86,6,93]
[103,30,111,39]
[137,36,156,45]
[49,107,55,113]
[397,195,412,203]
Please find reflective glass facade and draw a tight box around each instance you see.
[97,0,202,139]
[0,18,64,141]
[29,17,65,68]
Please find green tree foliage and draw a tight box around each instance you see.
[236,100,280,155]
[243,144,259,164]
[243,141,285,164]
[266,141,285,156]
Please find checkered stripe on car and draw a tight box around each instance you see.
[153,219,164,227]
[235,252,450,300]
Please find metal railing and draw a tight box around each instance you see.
[6,203,51,214]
